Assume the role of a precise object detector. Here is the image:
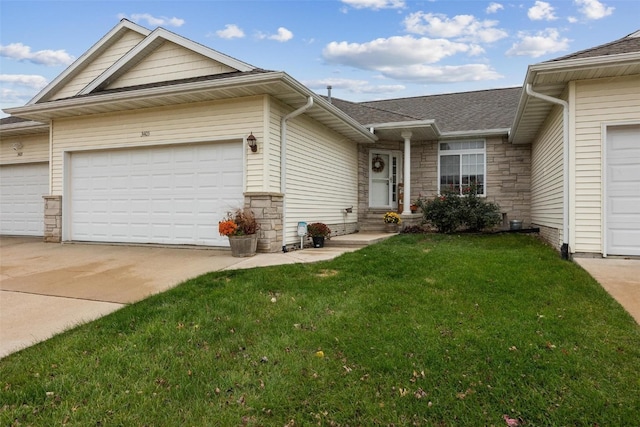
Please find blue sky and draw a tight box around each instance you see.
[1,0,638,116]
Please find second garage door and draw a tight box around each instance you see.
[0,162,49,236]
[70,142,243,246]
[606,125,640,256]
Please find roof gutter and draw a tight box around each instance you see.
[525,83,570,260]
[280,96,314,252]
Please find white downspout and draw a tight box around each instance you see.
[525,83,570,259]
[280,96,314,252]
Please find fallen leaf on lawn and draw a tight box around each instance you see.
[315,350,324,358]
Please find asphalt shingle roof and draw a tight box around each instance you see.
[547,30,640,62]
[331,87,522,133]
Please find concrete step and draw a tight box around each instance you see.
[325,232,397,248]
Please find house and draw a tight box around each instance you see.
[510,30,640,257]
[1,20,638,257]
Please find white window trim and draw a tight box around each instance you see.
[437,139,487,196]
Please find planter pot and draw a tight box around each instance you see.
[311,236,325,248]
[384,223,399,233]
[228,234,258,257]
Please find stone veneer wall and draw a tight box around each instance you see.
[245,192,283,253]
[43,195,62,243]
[359,137,531,229]
[534,223,561,252]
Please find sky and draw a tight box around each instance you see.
[1,0,638,117]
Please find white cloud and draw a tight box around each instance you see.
[0,74,48,89]
[574,0,614,20]
[304,78,405,95]
[486,2,504,14]
[270,27,294,42]
[216,24,245,39]
[0,74,48,111]
[323,36,470,69]
[258,27,294,42]
[506,28,571,57]
[341,0,405,10]
[118,13,185,27]
[567,16,579,23]
[528,1,557,21]
[0,43,74,66]
[322,36,502,84]
[403,12,508,43]
[378,63,503,83]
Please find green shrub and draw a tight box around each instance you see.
[417,185,501,233]
[461,185,502,231]
[416,187,463,233]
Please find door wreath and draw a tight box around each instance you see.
[372,155,385,173]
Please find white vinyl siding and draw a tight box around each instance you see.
[574,75,640,253]
[107,41,236,90]
[51,31,145,101]
[50,97,264,194]
[530,103,564,247]
[284,113,358,245]
[0,133,49,165]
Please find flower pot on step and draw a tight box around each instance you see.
[312,236,325,248]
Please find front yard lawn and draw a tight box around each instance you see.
[1,234,639,426]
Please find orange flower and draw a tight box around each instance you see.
[218,220,238,236]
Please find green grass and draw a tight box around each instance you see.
[1,234,639,426]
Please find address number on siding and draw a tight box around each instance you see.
[141,131,151,137]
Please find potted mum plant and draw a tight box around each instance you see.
[383,211,402,233]
[307,222,331,248]
[218,208,259,257]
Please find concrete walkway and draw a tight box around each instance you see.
[0,234,389,358]
[574,257,640,324]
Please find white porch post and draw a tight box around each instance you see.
[401,131,412,214]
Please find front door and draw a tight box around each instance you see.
[369,150,402,209]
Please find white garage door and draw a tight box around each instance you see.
[0,163,48,236]
[70,143,243,246]
[606,125,640,256]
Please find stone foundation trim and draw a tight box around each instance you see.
[245,192,284,253]
[43,195,62,243]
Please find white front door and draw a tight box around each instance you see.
[606,124,640,256]
[69,142,243,246]
[369,150,402,209]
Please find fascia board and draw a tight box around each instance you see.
[440,128,510,139]
[6,71,378,144]
[79,28,255,95]
[28,19,151,105]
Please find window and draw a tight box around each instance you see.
[438,140,486,195]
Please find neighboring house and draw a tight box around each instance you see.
[0,20,638,258]
[510,30,640,257]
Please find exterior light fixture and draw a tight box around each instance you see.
[12,142,23,156]
[247,132,257,153]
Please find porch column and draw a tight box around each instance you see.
[401,131,412,214]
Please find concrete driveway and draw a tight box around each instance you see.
[0,236,370,358]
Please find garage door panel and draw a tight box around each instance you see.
[70,143,243,246]
[606,125,640,256]
[0,163,49,236]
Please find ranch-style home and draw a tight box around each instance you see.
[1,20,639,257]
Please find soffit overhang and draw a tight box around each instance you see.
[4,72,377,144]
[0,120,49,137]
[510,52,640,144]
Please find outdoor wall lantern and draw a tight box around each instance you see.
[247,132,257,152]
[12,142,23,156]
